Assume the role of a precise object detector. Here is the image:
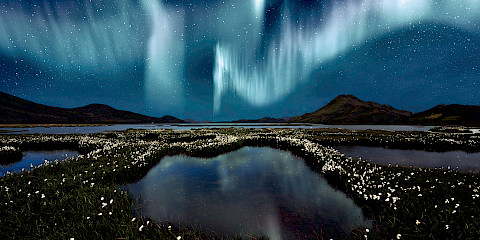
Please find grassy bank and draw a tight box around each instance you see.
[0,124,109,128]
[0,146,23,165]
[0,129,479,239]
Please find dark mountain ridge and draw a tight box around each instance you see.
[408,104,480,126]
[0,91,185,124]
[2,91,479,126]
[289,95,413,124]
[289,95,480,126]
[232,117,289,123]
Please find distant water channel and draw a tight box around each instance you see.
[0,150,79,176]
[335,146,480,173]
[0,123,435,134]
[124,147,371,239]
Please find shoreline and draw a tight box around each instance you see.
[0,128,479,239]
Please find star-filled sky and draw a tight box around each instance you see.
[1,0,479,121]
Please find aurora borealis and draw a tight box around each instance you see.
[1,0,479,121]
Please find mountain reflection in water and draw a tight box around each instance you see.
[126,147,371,239]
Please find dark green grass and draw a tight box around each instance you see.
[0,149,23,165]
[0,129,479,239]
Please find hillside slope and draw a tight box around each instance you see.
[289,95,412,124]
[0,91,184,124]
[409,104,480,126]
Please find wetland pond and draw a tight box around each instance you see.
[124,147,371,239]
[0,123,434,134]
[335,146,480,173]
[0,150,80,176]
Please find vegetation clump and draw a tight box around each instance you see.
[0,146,23,165]
[0,128,479,239]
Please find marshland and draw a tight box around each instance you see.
[0,128,479,239]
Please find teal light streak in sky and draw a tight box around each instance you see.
[213,0,480,112]
[0,0,145,72]
[1,0,479,118]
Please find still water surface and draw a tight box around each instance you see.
[0,150,79,176]
[0,123,435,134]
[125,147,371,239]
[335,146,480,173]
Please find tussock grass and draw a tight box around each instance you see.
[0,129,479,239]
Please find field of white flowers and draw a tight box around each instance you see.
[0,128,478,239]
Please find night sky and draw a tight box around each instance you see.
[1,0,479,121]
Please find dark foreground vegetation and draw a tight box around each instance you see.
[0,128,479,239]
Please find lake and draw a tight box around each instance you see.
[0,150,80,176]
[0,123,435,134]
[335,146,480,173]
[124,147,371,239]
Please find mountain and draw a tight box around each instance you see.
[232,117,288,123]
[409,104,480,126]
[0,91,74,123]
[184,119,211,123]
[156,115,186,123]
[0,91,185,124]
[289,95,412,124]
